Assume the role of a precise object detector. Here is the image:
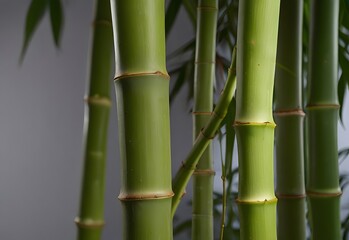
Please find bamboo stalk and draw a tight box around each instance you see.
[110,1,173,239]
[234,0,280,239]
[75,0,113,239]
[306,1,341,239]
[192,0,218,239]
[274,0,306,239]
[172,49,237,216]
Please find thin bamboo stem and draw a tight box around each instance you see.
[235,0,280,239]
[172,49,237,216]
[274,0,306,239]
[306,1,341,239]
[75,0,113,239]
[192,0,218,239]
[110,0,173,239]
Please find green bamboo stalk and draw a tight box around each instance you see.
[274,0,306,239]
[110,1,173,239]
[192,0,218,239]
[75,0,113,239]
[172,49,237,215]
[306,1,341,239]
[234,0,280,239]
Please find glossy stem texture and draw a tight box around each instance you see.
[110,1,173,239]
[235,0,280,239]
[274,0,306,239]
[192,0,218,239]
[306,1,341,239]
[172,49,237,216]
[75,0,113,239]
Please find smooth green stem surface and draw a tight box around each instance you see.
[235,0,280,239]
[307,0,341,239]
[192,0,218,239]
[274,0,306,239]
[111,1,173,239]
[172,49,237,216]
[76,0,113,239]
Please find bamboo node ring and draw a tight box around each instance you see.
[306,104,340,109]
[118,191,174,201]
[84,96,112,106]
[274,109,305,116]
[306,190,342,197]
[74,217,105,229]
[275,193,306,199]
[200,128,215,140]
[114,71,170,81]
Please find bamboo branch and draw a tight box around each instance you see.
[172,48,237,216]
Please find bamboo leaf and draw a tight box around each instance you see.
[182,0,196,26]
[20,0,48,62]
[338,72,347,123]
[165,0,182,37]
[49,0,63,47]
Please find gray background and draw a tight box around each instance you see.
[0,1,348,239]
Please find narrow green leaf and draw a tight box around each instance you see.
[165,0,182,37]
[338,72,347,122]
[182,0,196,26]
[20,0,48,62]
[49,0,63,47]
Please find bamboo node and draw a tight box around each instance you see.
[274,108,305,117]
[275,193,306,199]
[306,104,340,109]
[233,121,276,128]
[193,169,215,176]
[199,128,215,140]
[212,109,225,120]
[306,190,342,198]
[114,71,170,81]
[84,95,112,107]
[74,217,105,229]
[236,197,278,205]
[118,191,174,201]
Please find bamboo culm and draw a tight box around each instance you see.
[110,0,173,239]
[192,0,218,239]
[235,0,280,239]
[274,0,306,239]
[172,49,237,216]
[306,1,341,239]
[75,0,113,239]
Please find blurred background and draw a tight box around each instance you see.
[0,1,348,239]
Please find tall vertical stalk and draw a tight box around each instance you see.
[274,0,306,239]
[110,1,173,239]
[306,1,341,239]
[192,0,218,239]
[75,0,113,239]
[234,0,280,239]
